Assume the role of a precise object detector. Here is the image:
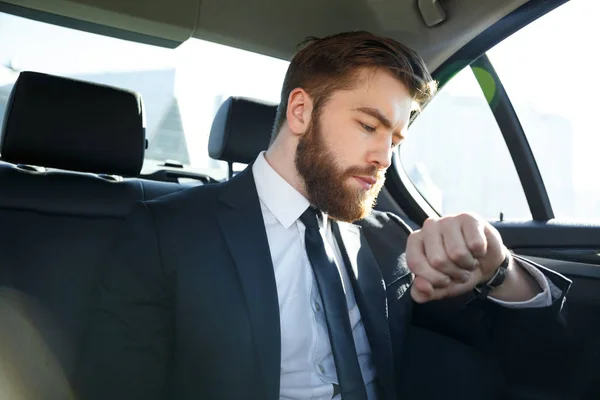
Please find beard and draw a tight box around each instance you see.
[295,115,386,222]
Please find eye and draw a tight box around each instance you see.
[391,135,404,149]
[360,122,376,133]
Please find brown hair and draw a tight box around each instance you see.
[270,31,437,142]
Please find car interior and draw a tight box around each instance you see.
[0,0,598,398]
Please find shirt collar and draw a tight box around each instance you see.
[252,151,311,229]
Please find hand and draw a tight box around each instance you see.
[406,213,506,303]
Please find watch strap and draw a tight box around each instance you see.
[472,253,510,301]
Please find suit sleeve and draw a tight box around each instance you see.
[382,213,574,397]
[75,202,174,400]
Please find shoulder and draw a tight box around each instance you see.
[145,182,225,212]
[355,211,414,293]
[354,210,413,269]
[356,210,413,237]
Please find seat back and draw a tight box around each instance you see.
[208,96,277,165]
[0,71,184,384]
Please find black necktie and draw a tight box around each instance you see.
[300,207,368,400]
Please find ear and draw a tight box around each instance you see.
[286,88,313,137]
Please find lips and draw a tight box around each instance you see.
[356,176,377,185]
[353,175,377,190]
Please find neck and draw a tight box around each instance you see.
[264,137,309,199]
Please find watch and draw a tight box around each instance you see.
[472,252,511,300]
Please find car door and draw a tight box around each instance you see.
[378,0,600,398]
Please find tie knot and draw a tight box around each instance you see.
[300,207,320,229]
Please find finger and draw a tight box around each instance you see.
[412,273,481,303]
[421,222,470,283]
[411,276,455,303]
[410,276,435,303]
[460,214,488,259]
[441,277,478,299]
[440,218,478,271]
[406,232,452,288]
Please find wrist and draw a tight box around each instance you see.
[481,247,510,284]
[489,256,542,302]
[489,255,515,296]
[474,252,510,300]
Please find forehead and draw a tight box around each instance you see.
[329,68,414,125]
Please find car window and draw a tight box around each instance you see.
[487,0,600,221]
[0,12,289,180]
[400,0,600,222]
[399,67,530,221]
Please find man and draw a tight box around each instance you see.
[77,32,570,399]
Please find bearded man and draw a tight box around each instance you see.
[77,32,570,400]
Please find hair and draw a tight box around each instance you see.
[270,31,437,143]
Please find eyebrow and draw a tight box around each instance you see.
[353,106,405,140]
[353,106,393,129]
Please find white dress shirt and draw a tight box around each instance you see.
[251,152,555,400]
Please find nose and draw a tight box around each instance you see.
[366,137,393,170]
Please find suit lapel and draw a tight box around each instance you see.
[333,221,397,400]
[217,168,281,400]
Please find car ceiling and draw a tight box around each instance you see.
[1,0,527,72]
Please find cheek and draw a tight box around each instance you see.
[321,119,368,165]
[323,134,365,170]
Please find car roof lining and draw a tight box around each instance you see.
[0,0,528,72]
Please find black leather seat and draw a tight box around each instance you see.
[0,71,185,387]
[208,96,277,166]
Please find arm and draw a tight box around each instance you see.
[365,211,573,396]
[488,256,545,302]
[488,254,564,307]
[412,264,572,398]
[75,202,174,400]
[402,211,574,397]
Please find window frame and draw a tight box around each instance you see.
[470,54,553,221]
[387,0,570,225]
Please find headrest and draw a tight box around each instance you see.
[208,96,277,164]
[0,71,146,177]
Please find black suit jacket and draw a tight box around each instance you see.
[76,168,571,400]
